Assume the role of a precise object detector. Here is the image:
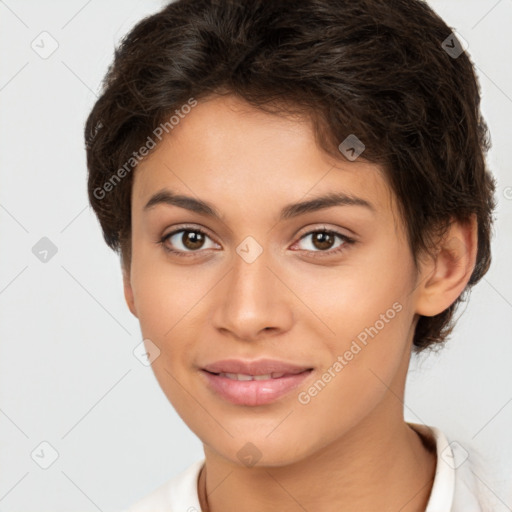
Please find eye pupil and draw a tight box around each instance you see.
[183,230,205,250]
[313,232,334,250]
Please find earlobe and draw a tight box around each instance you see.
[122,267,138,318]
[415,215,478,317]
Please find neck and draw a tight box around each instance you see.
[198,409,437,512]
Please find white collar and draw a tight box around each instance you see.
[408,422,455,511]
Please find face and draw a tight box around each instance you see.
[125,94,421,467]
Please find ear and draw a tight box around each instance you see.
[122,264,138,318]
[414,215,478,317]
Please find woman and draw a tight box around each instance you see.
[84,0,498,510]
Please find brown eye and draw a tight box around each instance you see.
[294,229,354,257]
[162,227,219,255]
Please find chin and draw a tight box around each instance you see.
[205,429,316,469]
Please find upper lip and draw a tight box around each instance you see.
[202,358,313,376]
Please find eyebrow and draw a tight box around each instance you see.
[143,188,375,220]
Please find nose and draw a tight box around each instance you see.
[212,243,294,342]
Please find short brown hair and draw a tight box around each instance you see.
[85,0,496,353]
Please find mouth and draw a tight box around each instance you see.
[200,368,314,406]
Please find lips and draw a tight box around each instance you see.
[200,358,314,406]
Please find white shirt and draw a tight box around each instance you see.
[123,423,499,512]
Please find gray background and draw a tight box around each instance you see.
[0,0,511,510]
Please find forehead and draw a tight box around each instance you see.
[132,95,395,220]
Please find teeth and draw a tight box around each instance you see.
[218,372,287,381]
[253,374,271,381]
[225,372,254,381]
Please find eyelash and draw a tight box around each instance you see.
[158,224,355,259]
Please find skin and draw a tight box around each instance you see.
[123,94,478,512]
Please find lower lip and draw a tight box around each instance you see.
[201,369,313,406]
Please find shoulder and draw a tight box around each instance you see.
[122,459,204,512]
[409,422,505,512]
[448,433,507,512]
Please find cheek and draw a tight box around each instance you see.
[277,246,412,347]
[130,261,203,405]
[290,300,411,455]
[130,247,207,338]
[288,253,414,408]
